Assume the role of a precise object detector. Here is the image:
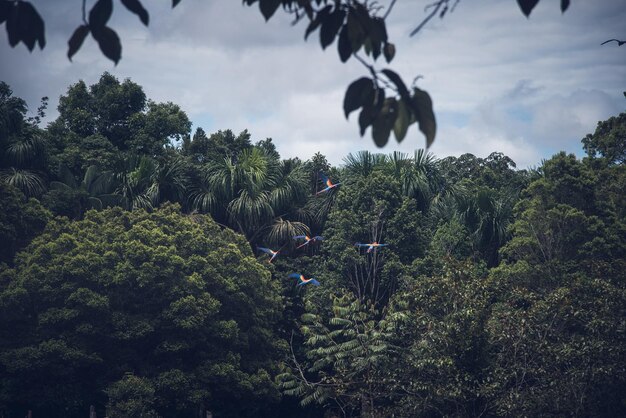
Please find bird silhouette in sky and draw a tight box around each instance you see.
[601,39,625,46]
[355,242,389,253]
[316,172,341,195]
[257,247,281,263]
[293,235,324,249]
[288,273,321,286]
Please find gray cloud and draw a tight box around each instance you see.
[1,0,624,168]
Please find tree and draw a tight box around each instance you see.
[582,112,626,165]
[0,82,48,198]
[278,292,406,417]
[42,164,115,218]
[0,204,285,417]
[189,146,309,245]
[0,182,50,265]
[0,0,571,150]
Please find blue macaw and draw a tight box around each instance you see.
[355,242,389,253]
[257,246,280,263]
[293,235,324,249]
[316,172,341,195]
[288,273,321,287]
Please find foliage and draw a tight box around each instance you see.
[0,79,624,418]
[0,204,285,417]
[0,182,50,265]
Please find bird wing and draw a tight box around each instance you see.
[601,39,619,45]
[293,235,307,240]
[296,240,311,249]
[288,273,303,279]
[313,236,324,241]
[310,279,321,286]
[257,247,273,255]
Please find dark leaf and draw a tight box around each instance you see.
[371,37,381,59]
[381,69,410,100]
[369,17,388,44]
[337,24,351,62]
[0,1,11,25]
[304,5,330,40]
[358,89,384,136]
[17,1,46,51]
[172,0,182,7]
[372,98,397,147]
[393,99,409,142]
[320,7,345,50]
[343,77,374,119]
[411,87,436,148]
[67,25,90,61]
[121,0,149,26]
[346,11,365,53]
[517,0,539,17]
[561,0,570,13]
[383,42,395,63]
[92,26,122,65]
[89,0,113,29]
[259,0,281,21]
[6,3,19,47]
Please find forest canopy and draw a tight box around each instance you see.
[0,75,624,417]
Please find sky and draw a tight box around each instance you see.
[1,0,624,168]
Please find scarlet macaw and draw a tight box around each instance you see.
[316,172,341,195]
[257,247,280,263]
[293,235,324,249]
[355,242,389,253]
[288,273,321,287]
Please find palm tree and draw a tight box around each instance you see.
[0,133,47,198]
[0,167,46,197]
[48,164,117,216]
[342,150,386,182]
[111,156,154,210]
[189,147,310,244]
[145,157,187,208]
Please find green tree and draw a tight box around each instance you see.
[42,164,115,218]
[582,112,626,165]
[0,82,48,197]
[0,182,50,265]
[0,204,284,417]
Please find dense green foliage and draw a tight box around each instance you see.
[0,204,283,417]
[0,76,624,417]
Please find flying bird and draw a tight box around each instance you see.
[601,39,625,46]
[288,273,321,287]
[257,247,280,263]
[293,235,324,249]
[355,242,389,253]
[316,172,341,195]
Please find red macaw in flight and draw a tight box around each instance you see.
[355,242,389,253]
[316,172,341,195]
[257,247,280,263]
[293,235,324,249]
[288,273,321,287]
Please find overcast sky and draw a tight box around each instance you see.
[1,0,624,167]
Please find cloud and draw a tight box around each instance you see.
[0,0,624,169]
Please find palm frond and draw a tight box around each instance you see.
[0,168,46,197]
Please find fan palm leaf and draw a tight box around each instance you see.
[0,168,46,197]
